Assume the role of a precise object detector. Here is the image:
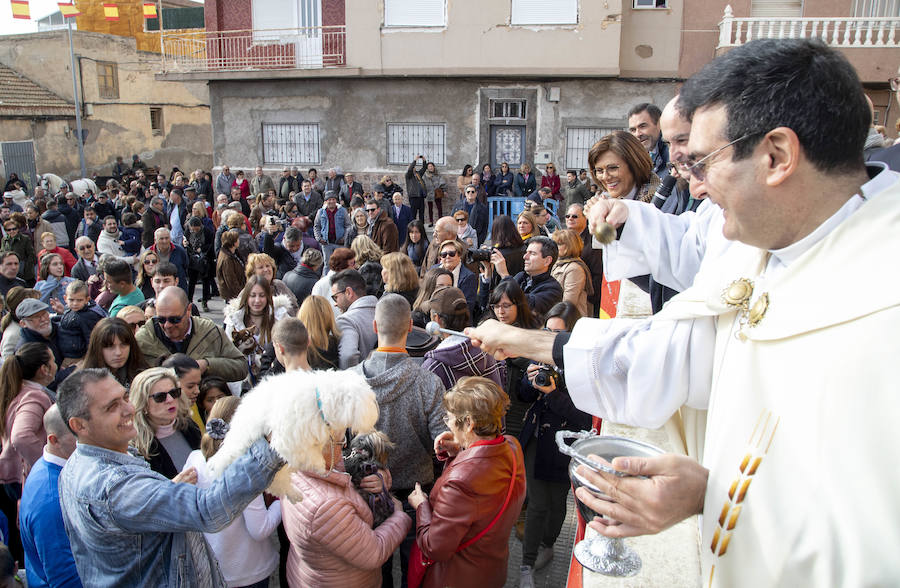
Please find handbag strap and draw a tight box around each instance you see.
[457,439,518,552]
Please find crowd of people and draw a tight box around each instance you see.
[0,37,895,588]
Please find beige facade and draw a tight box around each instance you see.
[0,30,211,179]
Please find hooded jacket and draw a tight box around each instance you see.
[354,351,446,490]
[41,208,70,248]
[421,336,506,392]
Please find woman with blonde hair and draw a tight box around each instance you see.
[351,235,385,298]
[183,396,282,588]
[135,249,160,299]
[550,229,593,317]
[129,366,202,478]
[380,252,419,307]
[515,211,538,242]
[408,377,526,588]
[298,295,340,370]
[244,252,299,315]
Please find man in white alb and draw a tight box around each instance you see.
[466,39,900,586]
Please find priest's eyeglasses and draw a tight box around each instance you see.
[677,133,758,182]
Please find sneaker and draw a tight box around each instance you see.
[519,565,535,588]
[534,544,554,570]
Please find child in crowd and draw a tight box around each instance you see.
[120,212,143,257]
[58,280,108,364]
[104,257,145,318]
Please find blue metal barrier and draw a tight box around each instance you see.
[488,196,526,235]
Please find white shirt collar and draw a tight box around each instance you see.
[768,166,892,274]
[42,448,67,468]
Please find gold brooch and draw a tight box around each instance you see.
[722,278,769,335]
[722,278,754,308]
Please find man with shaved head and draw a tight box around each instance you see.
[135,286,247,381]
[19,405,79,587]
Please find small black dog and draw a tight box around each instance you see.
[343,431,395,527]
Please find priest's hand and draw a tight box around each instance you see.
[575,453,708,538]
[466,319,556,364]
[585,197,629,235]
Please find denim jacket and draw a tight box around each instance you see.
[59,439,283,587]
[314,205,347,244]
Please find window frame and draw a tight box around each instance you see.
[149,107,164,136]
[384,0,446,28]
[386,122,447,166]
[97,61,119,100]
[633,0,670,8]
[261,122,322,165]
[488,99,528,121]
[510,0,578,26]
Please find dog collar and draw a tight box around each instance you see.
[316,387,331,427]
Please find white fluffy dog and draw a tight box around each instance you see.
[207,369,378,502]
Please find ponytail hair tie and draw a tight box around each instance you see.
[205,418,229,440]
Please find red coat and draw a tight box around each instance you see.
[541,173,562,199]
[415,435,526,588]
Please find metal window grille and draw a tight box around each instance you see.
[387,123,446,165]
[852,0,900,16]
[565,127,620,170]
[262,123,321,164]
[634,0,669,7]
[489,99,527,120]
[149,107,164,136]
[97,62,119,99]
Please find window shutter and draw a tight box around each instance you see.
[750,0,802,17]
[385,0,445,27]
[511,0,578,25]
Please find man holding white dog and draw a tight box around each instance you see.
[56,368,285,587]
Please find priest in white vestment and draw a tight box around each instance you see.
[466,39,900,587]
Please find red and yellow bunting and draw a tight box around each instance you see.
[103,3,119,20]
[142,2,156,19]
[10,0,30,20]
[57,2,81,18]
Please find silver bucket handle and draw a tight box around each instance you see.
[555,430,632,478]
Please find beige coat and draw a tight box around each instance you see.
[551,257,592,317]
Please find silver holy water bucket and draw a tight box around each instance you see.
[556,430,663,577]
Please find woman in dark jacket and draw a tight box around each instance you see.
[492,162,514,197]
[478,279,540,438]
[513,163,537,198]
[215,230,247,303]
[128,366,202,479]
[408,377,526,588]
[476,215,525,312]
[298,295,340,370]
[516,302,591,579]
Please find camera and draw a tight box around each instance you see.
[466,248,494,263]
[534,364,561,388]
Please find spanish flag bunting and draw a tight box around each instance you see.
[103,2,118,20]
[10,0,30,20]
[57,2,80,18]
[142,2,156,18]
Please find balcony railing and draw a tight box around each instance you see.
[160,26,346,73]
[718,4,900,47]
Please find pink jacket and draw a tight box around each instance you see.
[0,381,53,484]
[282,467,411,588]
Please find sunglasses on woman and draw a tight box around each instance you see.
[150,387,182,403]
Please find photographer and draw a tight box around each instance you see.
[517,302,592,587]
[475,215,525,314]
